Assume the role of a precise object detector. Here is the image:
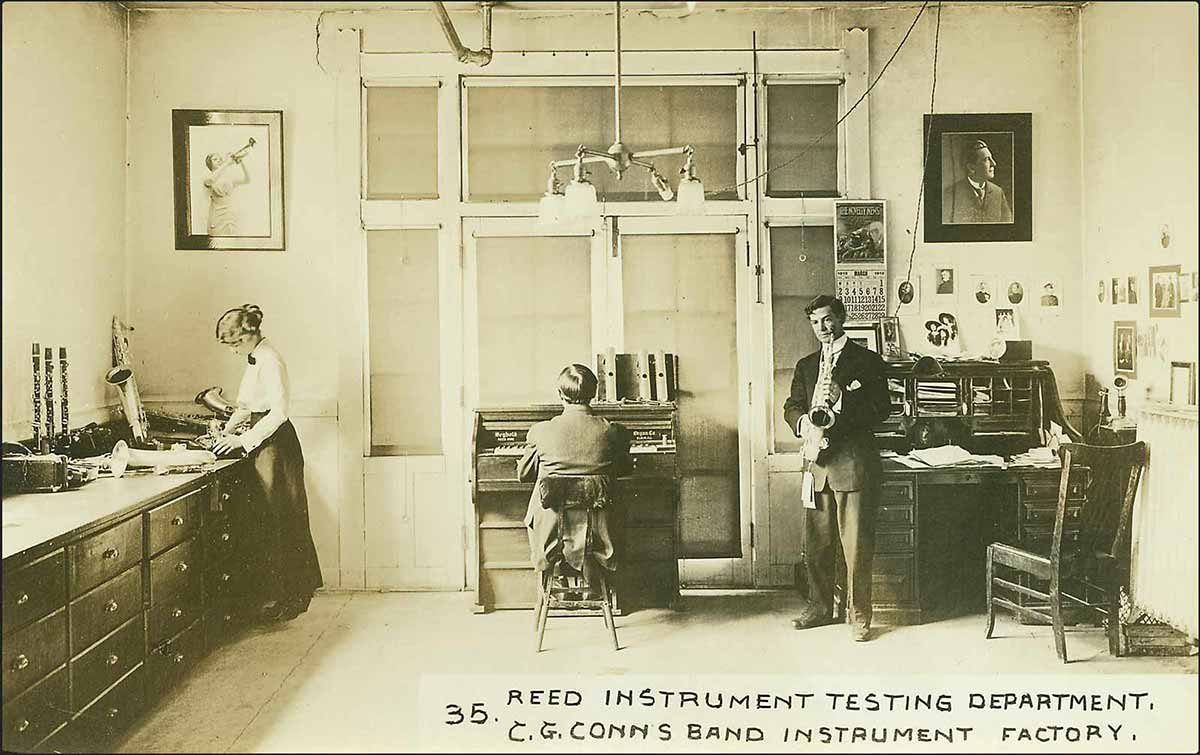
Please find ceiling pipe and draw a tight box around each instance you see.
[431,1,494,67]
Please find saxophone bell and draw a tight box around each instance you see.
[808,404,836,430]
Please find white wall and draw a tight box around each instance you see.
[1,1,127,439]
[1080,2,1199,414]
[125,8,342,587]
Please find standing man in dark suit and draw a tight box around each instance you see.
[942,139,1014,224]
[519,364,633,594]
[784,295,891,641]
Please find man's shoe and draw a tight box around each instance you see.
[791,610,835,630]
[851,625,871,642]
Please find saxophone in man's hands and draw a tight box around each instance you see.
[800,348,837,462]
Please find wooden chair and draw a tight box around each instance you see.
[534,544,620,653]
[985,441,1147,662]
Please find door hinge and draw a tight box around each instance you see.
[749,522,755,548]
[747,381,752,405]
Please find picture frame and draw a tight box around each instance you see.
[1113,320,1137,379]
[834,200,886,265]
[879,315,902,359]
[923,113,1032,243]
[1148,264,1181,317]
[172,109,284,250]
[1170,361,1196,406]
[843,322,882,354]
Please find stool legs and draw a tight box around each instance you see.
[598,571,619,651]
[534,563,620,652]
[535,582,552,653]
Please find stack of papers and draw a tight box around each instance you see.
[889,445,1008,469]
[1009,447,1061,468]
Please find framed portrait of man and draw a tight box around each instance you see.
[1113,321,1137,378]
[923,113,1032,243]
[172,109,285,250]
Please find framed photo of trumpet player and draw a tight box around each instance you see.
[922,113,1032,244]
[172,109,284,250]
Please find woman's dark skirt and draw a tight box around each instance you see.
[245,415,323,612]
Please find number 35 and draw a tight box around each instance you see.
[445,702,488,725]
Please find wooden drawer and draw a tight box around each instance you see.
[2,549,66,638]
[204,560,250,605]
[148,487,203,557]
[1018,526,1081,554]
[69,516,143,597]
[629,453,676,479]
[205,603,245,650]
[477,455,518,482]
[871,555,915,604]
[148,621,203,700]
[46,665,145,755]
[478,526,530,566]
[1,665,68,752]
[69,564,142,654]
[149,537,199,606]
[873,528,915,554]
[622,526,675,562]
[2,607,67,702]
[70,617,143,713]
[619,484,675,524]
[204,517,240,565]
[1022,505,1082,526]
[876,502,914,527]
[880,478,914,503]
[148,580,202,647]
[1022,475,1086,502]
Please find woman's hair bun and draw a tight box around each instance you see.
[242,304,263,329]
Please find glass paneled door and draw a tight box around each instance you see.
[614,217,753,587]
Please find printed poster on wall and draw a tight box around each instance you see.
[836,268,888,322]
[834,200,886,266]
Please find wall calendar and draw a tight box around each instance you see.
[836,268,888,321]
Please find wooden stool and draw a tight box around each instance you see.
[534,560,619,652]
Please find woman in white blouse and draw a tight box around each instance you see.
[212,304,322,622]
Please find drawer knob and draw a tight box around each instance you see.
[12,654,29,671]
[172,652,185,664]
[220,532,231,542]
[172,608,184,619]
[107,707,121,720]
[16,719,30,733]
[176,562,189,573]
[102,547,121,560]
[15,592,30,605]
[221,573,232,582]
[221,492,231,502]
[106,653,120,666]
[104,600,119,613]
[223,613,233,623]
[171,516,185,526]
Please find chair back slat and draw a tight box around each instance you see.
[1056,442,1147,561]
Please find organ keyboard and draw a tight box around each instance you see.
[471,404,679,613]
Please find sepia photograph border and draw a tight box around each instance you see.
[922,112,1032,243]
[843,321,882,354]
[172,109,285,251]
[1148,264,1182,318]
[1113,320,1138,379]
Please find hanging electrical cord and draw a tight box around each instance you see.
[710,0,932,198]
[896,1,943,318]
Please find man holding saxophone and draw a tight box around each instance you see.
[784,295,891,642]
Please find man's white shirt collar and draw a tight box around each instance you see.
[823,333,849,358]
[967,176,986,192]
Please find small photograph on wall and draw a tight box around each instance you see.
[1039,278,1062,315]
[934,267,956,296]
[834,200,886,265]
[1190,272,1198,303]
[1127,276,1139,305]
[969,274,996,306]
[172,109,285,251]
[1114,320,1137,379]
[895,277,921,312]
[1004,278,1026,306]
[1111,277,1122,305]
[1149,264,1182,318]
[1097,280,1106,303]
[994,307,1020,339]
[923,113,1032,243]
[923,312,961,355]
[1116,277,1127,304]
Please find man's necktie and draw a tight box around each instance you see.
[973,186,985,205]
